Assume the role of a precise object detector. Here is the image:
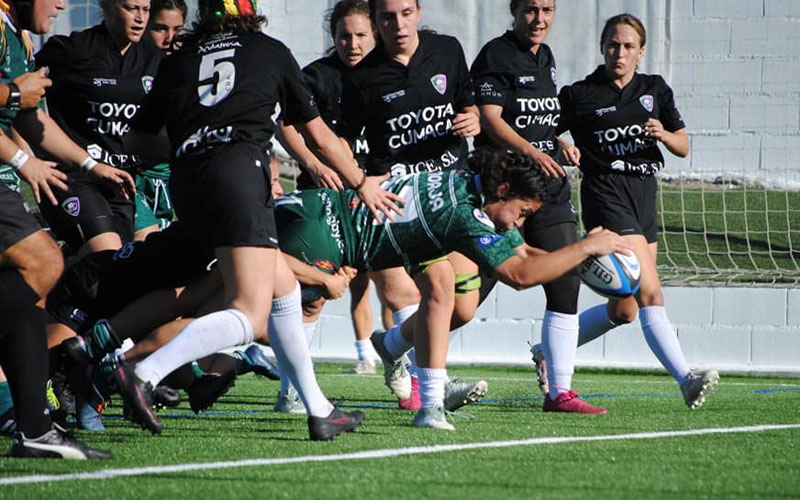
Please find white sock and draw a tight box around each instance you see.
[268,284,333,418]
[542,310,579,399]
[355,339,378,362]
[578,304,618,347]
[382,323,413,359]
[418,367,447,409]
[407,349,418,378]
[640,306,691,383]
[302,321,317,348]
[391,304,419,326]
[135,308,253,386]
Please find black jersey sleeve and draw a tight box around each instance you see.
[452,39,476,111]
[336,73,366,141]
[130,60,170,135]
[35,34,71,85]
[277,49,319,127]
[655,76,686,132]
[555,85,574,136]
[470,47,511,107]
[302,63,329,110]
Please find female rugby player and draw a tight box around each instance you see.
[557,14,718,409]
[471,0,604,413]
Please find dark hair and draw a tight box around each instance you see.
[468,149,550,204]
[368,0,420,20]
[324,0,375,55]
[509,0,556,17]
[191,0,266,41]
[600,13,646,49]
[151,0,188,20]
[327,0,372,39]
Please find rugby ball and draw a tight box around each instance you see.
[578,252,641,299]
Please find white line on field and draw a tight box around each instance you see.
[2,423,799,486]
[325,373,800,387]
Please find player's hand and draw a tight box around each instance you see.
[356,175,404,222]
[644,118,666,141]
[311,163,344,191]
[12,68,52,109]
[323,267,354,300]
[581,226,633,257]
[89,163,136,200]
[528,147,565,178]
[451,111,481,138]
[17,156,68,205]
[559,140,581,166]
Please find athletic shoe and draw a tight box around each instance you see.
[9,426,112,459]
[45,379,60,411]
[542,390,608,414]
[370,330,412,400]
[187,371,236,414]
[273,386,306,415]
[111,364,162,434]
[411,405,455,431]
[680,370,719,409]
[50,367,76,418]
[444,378,488,412]
[241,345,281,380]
[77,402,105,432]
[346,359,378,375]
[398,376,421,411]
[0,407,16,437]
[153,385,181,410]
[529,342,548,396]
[307,408,365,441]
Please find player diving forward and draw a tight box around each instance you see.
[276,149,631,429]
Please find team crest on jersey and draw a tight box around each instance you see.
[62,197,80,217]
[473,209,496,229]
[141,76,154,94]
[640,95,654,113]
[551,68,557,85]
[314,259,335,272]
[477,234,504,248]
[431,74,447,95]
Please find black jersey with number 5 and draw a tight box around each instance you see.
[36,24,164,170]
[337,31,475,177]
[131,31,319,160]
[557,66,685,177]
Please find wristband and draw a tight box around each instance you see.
[8,149,30,171]
[80,156,99,172]
[6,82,21,111]
[354,171,367,190]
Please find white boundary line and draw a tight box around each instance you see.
[2,423,799,486]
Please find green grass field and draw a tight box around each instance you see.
[2,364,799,500]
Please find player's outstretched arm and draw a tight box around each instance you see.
[494,227,631,290]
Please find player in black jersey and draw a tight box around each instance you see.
[35,0,161,257]
[557,14,719,409]
[130,0,187,241]
[121,0,401,439]
[276,1,384,383]
[0,0,112,459]
[471,0,604,414]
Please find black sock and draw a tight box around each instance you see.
[0,270,52,438]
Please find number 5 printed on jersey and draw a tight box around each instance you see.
[198,49,236,107]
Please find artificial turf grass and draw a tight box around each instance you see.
[1,365,798,500]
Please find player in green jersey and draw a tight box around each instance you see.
[276,149,631,429]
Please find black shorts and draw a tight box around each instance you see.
[38,170,135,251]
[524,220,581,314]
[524,176,577,231]
[0,183,42,253]
[581,173,658,243]
[46,222,215,331]
[171,144,278,248]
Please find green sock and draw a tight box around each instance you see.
[191,362,205,379]
[0,382,14,415]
